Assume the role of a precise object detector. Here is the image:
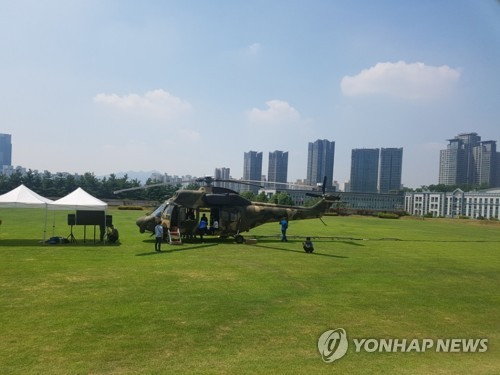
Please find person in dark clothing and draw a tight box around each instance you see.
[280,217,288,242]
[303,237,314,253]
[107,225,119,243]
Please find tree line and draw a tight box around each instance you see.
[0,170,299,205]
[0,170,179,202]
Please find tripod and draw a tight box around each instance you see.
[67,225,77,243]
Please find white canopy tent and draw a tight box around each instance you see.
[0,184,55,240]
[0,185,108,243]
[50,187,107,211]
[49,187,108,243]
[0,184,54,208]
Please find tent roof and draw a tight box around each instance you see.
[0,184,54,208]
[50,187,107,211]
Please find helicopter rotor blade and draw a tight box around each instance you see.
[113,183,171,194]
[215,178,264,188]
[114,176,266,194]
[195,176,264,188]
[305,192,322,198]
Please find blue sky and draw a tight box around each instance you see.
[1,0,499,188]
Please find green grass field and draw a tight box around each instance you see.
[1,208,499,374]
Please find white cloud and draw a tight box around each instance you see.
[246,42,261,56]
[247,100,301,125]
[341,61,461,100]
[93,89,191,120]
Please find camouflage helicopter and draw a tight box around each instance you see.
[114,176,340,243]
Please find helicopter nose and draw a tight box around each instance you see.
[136,216,147,233]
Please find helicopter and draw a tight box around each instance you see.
[114,176,340,244]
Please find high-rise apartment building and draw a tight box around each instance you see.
[439,132,499,187]
[214,167,231,189]
[0,133,12,167]
[378,148,403,193]
[306,139,335,187]
[243,151,262,193]
[268,151,288,188]
[455,132,481,185]
[350,148,379,193]
[473,141,497,186]
[439,138,464,185]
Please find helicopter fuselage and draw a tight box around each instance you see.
[136,186,337,240]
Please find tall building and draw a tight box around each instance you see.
[350,148,379,193]
[268,151,288,188]
[439,138,464,185]
[243,151,262,193]
[455,132,481,185]
[378,148,403,193]
[306,139,335,187]
[439,132,499,187]
[473,141,496,186]
[214,167,230,189]
[0,133,12,167]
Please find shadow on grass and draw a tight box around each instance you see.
[253,237,365,247]
[253,243,348,259]
[372,238,500,243]
[255,235,500,243]
[135,243,219,256]
[0,239,121,247]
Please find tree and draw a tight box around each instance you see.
[254,191,269,203]
[304,197,321,207]
[240,191,255,201]
[183,182,200,191]
[269,192,294,206]
[79,173,101,196]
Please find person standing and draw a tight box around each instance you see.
[198,218,208,242]
[155,221,164,252]
[280,217,288,242]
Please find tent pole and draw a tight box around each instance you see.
[43,203,48,244]
[104,208,107,244]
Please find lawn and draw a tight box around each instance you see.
[1,208,499,374]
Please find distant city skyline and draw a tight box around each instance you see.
[7,131,500,192]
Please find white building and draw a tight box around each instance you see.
[405,188,500,219]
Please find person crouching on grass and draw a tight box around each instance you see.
[303,237,314,253]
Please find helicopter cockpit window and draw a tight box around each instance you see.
[165,204,175,218]
[152,203,167,218]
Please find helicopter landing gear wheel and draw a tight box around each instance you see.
[235,234,244,244]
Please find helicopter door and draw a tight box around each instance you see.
[170,205,179,228]
[219,208,240,233]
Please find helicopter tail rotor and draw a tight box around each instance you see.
[305,176,341,202]
[305,176,328,198]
